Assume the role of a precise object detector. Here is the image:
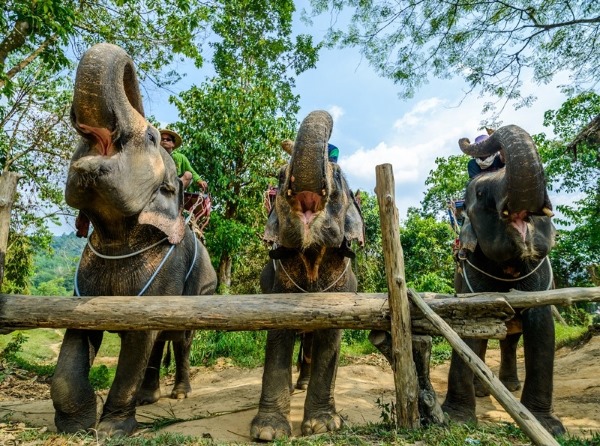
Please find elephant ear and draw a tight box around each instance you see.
[345,190,365,247]
[459,217,478,253]
[263,206,280,244]
[138,150,186,244]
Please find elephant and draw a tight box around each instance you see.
[250,110,365,441]
[441,125,566,436]
[51,43,217,437]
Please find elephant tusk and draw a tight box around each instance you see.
[542,207,554,217]
[321,189,326,196]
[502,210,509,216]
[287,189,292,196]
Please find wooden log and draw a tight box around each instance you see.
[407,289,560,446]
[0,293,513,336]
[375,163,420,429]
[421,286,600,308]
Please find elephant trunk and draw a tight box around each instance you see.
[459,125,551,215]
[71,43,145,156]
[288,110,332,195]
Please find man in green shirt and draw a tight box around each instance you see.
[160,129,207,191]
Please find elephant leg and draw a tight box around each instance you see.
[136,340,165,405]
[98,330,158,437]
[520,306,566,436]
[52,329,103,433]
[499,333,521,391]
[296,332,313,391]
[171,331,193,399]
[473,339,490,397]
[251,329,296,441]
[442,338,480,424]
[302,328,343,436]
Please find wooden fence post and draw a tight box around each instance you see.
[375,163,420,428]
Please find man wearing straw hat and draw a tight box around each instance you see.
[160,129,207,191]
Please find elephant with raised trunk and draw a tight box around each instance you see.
[442,125,565,436]
[51,43,217,437]
[251,110,364,441]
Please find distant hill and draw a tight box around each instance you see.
[30,233,85,296]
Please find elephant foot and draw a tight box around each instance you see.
[97,416,138,438]
[170,382,191,400]
[532,411,566,437]
[441,402,477,425]
[301,411,343,436]
[474,379,490,397]
[295,376,309,391]
[251,411,292,441]
[500,378,521,392]
[136,387,161,406]
[53,395,100,433]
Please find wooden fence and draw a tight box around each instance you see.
[1,163,599,445]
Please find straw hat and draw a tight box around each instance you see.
[159,129,182,149]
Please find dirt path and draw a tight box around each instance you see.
[1,335,599,443]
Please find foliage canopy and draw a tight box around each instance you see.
[309,0,600,113]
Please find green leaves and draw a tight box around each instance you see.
[308,0,600,110]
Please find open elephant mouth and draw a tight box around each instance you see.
[76,123,117,157]
[290,191,324,226]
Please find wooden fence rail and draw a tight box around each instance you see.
[1,287,598,334]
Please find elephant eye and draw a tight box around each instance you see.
[147,130,156,144]
[160,182,176,194]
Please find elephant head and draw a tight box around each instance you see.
[54,43,217,438]
[252,111,364,441]
[65,43,185,244]
[458,125,555,265]
[264,110,364,253]
[444,125,565,437]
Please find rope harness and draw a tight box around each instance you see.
[74,221,199,297]
[461,255,553,293]
[275,258,351,293]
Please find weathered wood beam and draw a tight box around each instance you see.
[1,286,597,335]
[423,286,600,308]
[0,293,512,338]
[376,162,420,428]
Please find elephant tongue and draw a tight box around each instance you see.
[510,211,528,242]
[293,191,323,225]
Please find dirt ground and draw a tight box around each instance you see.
[0,333,599,443]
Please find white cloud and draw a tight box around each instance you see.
[327,105,345,123]
[393,97,445,129]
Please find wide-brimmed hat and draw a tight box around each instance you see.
[474,134,489,144]
[159,129,182,149]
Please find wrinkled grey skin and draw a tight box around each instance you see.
[251,110,365,441]
[52,43,217,437]
[442,125,565,436]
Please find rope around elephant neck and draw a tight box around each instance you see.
[275,258,351,293]
[86,236,168,259]
[74,230,198,297]
[462,256,553,293]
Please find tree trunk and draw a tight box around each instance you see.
[0,171,21,289]
[217,251,232,291]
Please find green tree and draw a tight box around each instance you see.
[309,0,600,111]
[172,0,320,290]
[400,207,455,293]
[535,91,600,287]
[353,191,386,293]
[0,0,214,289]
[421,154,470,219]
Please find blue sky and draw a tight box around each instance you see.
[139,4,571,224]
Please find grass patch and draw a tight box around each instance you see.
[2,419,598,445]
